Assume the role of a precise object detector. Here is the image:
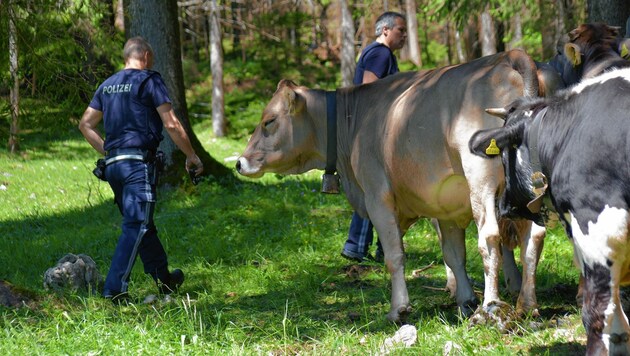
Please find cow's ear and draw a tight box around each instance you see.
[282,87,306,114]
[277,79,297,90]
[619,39,630,60]
[564,43,582,67]
[469,127,515,158]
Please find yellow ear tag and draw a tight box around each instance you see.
[622,44,629,60]
[485,139,501,155]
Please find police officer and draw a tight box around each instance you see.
[79,36,203,303]
[341,12,407,263]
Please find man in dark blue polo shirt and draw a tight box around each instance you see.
[79,37,203,303]
[341,12,407,263]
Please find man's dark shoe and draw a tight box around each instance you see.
[160,269,184,294]
[375,247,384,263]
[104,291,131,305]
[341,249,365,263]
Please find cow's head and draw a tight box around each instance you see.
[469,97,549,225]
[236,79,321,178]
[564,23,625,77]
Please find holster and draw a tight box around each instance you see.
[150,151,165,185]
[92,159,107,181]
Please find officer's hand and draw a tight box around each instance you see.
[186,154,203,176]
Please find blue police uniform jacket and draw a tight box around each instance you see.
[353,42,399,85]
[89,69,171,152]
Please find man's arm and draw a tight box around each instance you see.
[157,103,203,175]
[361,70,380,84]
[78,107,106,156]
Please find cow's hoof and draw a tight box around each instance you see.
[516,306,540,319]
[458,298,479,318]
[386,304,412,323]
[469,300,517,333]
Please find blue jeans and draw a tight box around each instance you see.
[102,157,169,296]
[342,211,381,258]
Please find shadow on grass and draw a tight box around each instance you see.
[529,342,586,355]
[0,166,587,342]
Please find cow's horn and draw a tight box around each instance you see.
[485,107,508,119]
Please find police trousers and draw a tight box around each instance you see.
[102,151,169,296]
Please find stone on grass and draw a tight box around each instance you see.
[43,253,101,292]
[379,324,417,355]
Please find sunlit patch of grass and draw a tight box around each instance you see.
[0,126,588,354]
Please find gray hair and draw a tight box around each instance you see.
[123,36,153,62]
[374,11,405,37]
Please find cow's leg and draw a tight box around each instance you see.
[436,219,478,316]
[431,218,457,298]
[476,214,502,308]
[570,208,630,355]
[365,198,410,323]
[463,157,504,311]
[516,222,545,316]
[501,245,521,295]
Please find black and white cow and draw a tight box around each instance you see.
[469,68,630,355]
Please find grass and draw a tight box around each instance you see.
[0,122,587,354]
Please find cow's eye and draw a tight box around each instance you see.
[264,118,276,128]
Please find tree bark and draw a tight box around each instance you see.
[588,0,630,37]
[539,0,556,60]
[339,0,355,87]
[114,0,124,32]
[8,0,20,153]
[404,0,421,67]
[480,8,497,57]
[127,0,231,184]
[209,0,226,137]
[508,12,523,50]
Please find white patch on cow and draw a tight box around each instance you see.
[570,206,628,271]
[570,206,630,351]
[571,67,630,95]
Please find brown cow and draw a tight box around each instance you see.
[236,49,546,323]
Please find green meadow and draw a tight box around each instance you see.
[0,122,586,355]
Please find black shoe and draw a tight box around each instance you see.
[160,269,184,294]
[375,248,384,263]
[104,291,131,305]
[341,250,365,263]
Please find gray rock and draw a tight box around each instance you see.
[43,253,102,292]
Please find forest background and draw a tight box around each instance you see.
[1,0,630,354]
[1,0,629,175]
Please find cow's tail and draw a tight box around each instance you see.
[508,49,541,98]
[498,218,520,250]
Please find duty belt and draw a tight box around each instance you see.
[105,148,153,165]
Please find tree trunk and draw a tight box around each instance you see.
[209,0,226,137]
[405,0,421,67]
[114,0,124,32]
[455,29,465,63]
[508,12,523,50]
[464,16,480,60]
[8,0,20,153]
[479,8,497,57]
[588,0,630,37]
[539,0,556,60]
[127,0,231,184]
[339,0,355,87]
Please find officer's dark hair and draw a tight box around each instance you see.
[374,12,405,37]
[123,37,153,63]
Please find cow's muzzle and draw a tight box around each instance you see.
[235,157,264,178]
